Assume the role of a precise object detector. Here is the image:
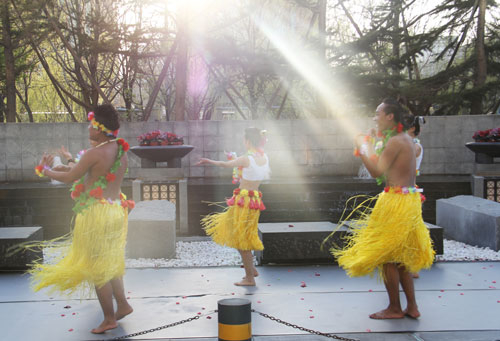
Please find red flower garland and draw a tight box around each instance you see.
[106,173,116,182]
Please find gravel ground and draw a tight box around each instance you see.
[124,239,500,268]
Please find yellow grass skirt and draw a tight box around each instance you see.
[331,188,435,280]
[201,188,264,251]
[28,202,128,296]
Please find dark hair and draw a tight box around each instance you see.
[244,127,262,148]
[381,97,411,130]
[93,104,120,131]
[410,115,426,136]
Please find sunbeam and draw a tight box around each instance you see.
[249,10,361,139]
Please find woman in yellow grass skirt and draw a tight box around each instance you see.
[329,98,434,320]
[31,105,135,334]
[197,127,270,286]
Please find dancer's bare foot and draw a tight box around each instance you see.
[91,320,118,334]
[115,304,133,321]
[234,277,256,286]
[412,273,420,278]
[369,308,405,319]
[403,307,421,319]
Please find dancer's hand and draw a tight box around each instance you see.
[52,164,71,172]
[354,134,366,148]
[58,146,72,162]
[40,153,54,168]
[195,158,213,166]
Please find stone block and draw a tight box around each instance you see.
[0,226,43,270]
[474,163,500,176]
[427,117,446,133]
[437,195,500,251]
[426,148,447,164]
[203,120,218,136]
[265,137,293,152]
[127,200,176,259]
[444,162,473,175]
[256,221,345,264]
[188,149,203,166]
[291,119,333,136]
[218,120,249,139]
[335,134,355,149]
[188,120,204,137]
[420,162,445,175]
[173,121,188,137]
[425,222,444,255]
[189,166,204,177]
[5,124,21,138]
[157,122,174,134]
[68,140,87,156]
[265,120,292,136]
[256,221,443,265]
[291,135,307,150]
[52,124,70,141]
[309,150,336,165]
[6,139,22,159]
[203,135,220,152]
[67,123,88,138]
[7,169,23,182]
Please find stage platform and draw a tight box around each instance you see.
[0,262,499,340]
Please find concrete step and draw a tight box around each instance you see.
[0,226,43,270]
[256,221,443,265]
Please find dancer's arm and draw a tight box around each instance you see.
[40,148,98,184]
[357,136,401,178]
[196,156,249,168]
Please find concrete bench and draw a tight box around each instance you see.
[0,226,43,270]
[437,195,500,251]
[256,221,443,265]
[127,200,176,259]
[256,222,349,265]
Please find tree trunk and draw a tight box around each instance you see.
[174,4,188,121]
[470,0,487,115]
[391,0,401,88]
[1,3,17,122]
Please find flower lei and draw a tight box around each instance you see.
[373,123,403,185]
[226,148,264,184]
[70,138,134,214]
[34,165,50,177]
[354,123,404,185]
[88,112,119,137]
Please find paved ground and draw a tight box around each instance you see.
[1,262,499,341]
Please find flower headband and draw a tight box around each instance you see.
[88,112,119,137]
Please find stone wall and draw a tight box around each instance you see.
[1,115,499,182]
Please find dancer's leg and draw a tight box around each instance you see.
[92,282,118,334]
[399,266,420,318]
[235,250,256,286]
[111,277,133,320]
[369,263,405,319]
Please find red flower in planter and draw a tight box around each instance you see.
[473,127,500,142]
[137,130,184,146]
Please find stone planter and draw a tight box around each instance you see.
[465,142,500,164]
[130,145,194,168]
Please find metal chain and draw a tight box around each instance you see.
[97,308,359,341]
[252,309,359,341]
[100,311,216,341]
